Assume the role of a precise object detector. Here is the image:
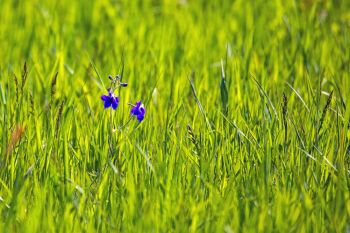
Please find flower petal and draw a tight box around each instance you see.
[101,95,109,101]
[112,97,119,110]
[130,105,140,115]
[104,99,112,108]
[139,104,146,114]
[137,113,145,122]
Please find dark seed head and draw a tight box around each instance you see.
[318,90,333,133]
[13,74,19,102]
[21,61,28,91]
[282,93,288,117]
[55,100,65,137]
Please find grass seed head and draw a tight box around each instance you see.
[50,72,58,108]
[29,93,35,116]
[55,100,65,137]
[318,90,333,133]
[6,125,26,155]
[187,124,200,155]
[21,61,28,92]
[282,92,288,117]
[13,74,19,103]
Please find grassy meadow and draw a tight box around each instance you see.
[1,0,350,232]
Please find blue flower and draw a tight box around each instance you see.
[101,89,119,110]
[130,101,146,122]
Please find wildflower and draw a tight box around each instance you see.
[109,75,128,87]
[130,101,146,122]
[101,89,119,110]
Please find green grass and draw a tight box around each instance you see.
[1,0,350,232]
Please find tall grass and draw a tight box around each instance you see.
[0,0,350,232]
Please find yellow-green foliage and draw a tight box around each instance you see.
[0,0,350,232]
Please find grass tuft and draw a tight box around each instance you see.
[0,1,349,232]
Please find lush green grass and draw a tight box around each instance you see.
[1,0,350,232]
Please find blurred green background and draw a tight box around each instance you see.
[0,0,350,232]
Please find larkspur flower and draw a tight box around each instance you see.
[130,101,146,122]
[101,89,119,110]
[109,75,128,87]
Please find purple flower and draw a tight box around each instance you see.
[130,101,146,122]
[101,90,119,110]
